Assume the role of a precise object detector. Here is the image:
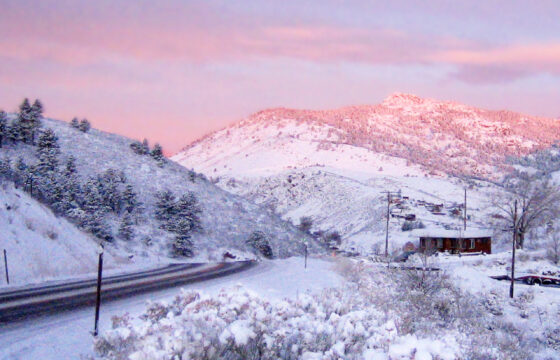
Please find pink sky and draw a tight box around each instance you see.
[1,0,560,154]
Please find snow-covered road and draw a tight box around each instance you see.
[0,257,341,360]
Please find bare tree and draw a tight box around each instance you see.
[492,174,560,249]
[548,233,560,264]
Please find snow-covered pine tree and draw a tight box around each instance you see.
[141,139,150,155]
[118,211,134,240]
[172,222,194,257]
[0,158,12,181]
[64,155,77,175]
[79,118,91,132]
[174,192,202,233]
[82,178,107,214]
[80,178,113,241]
[121,184,138,213]
[0,110,6,148]
[53,156,81,215]
[150,143,164,166]
[7,119,24,144]
[155,190,177,222]
[130,140,144,155]
[98,169,124,213]
[70,117,80,129]
[16,98,33,143]
[36,129,60,175]
[13,157,29,189]
[29,99,43,144]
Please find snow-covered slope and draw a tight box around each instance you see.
[173,94,559,252]
[0,117,316,285]
[0,182,125,285]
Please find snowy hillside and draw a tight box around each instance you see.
[0,113,317,285]
[0,182,125,285]
[172,94,553,253]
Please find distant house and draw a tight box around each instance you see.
[416,229,492,254]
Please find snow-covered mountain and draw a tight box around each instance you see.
[173,94,560,252]
[0,116,315,285]
[174,93,560,179]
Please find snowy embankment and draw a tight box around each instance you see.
[0,182,131,286]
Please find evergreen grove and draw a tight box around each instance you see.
[0,99,201,257]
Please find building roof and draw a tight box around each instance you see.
[413,228,493,238]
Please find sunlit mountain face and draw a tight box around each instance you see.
[174,93,560,179]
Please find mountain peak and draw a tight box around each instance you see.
[382,92,427,107]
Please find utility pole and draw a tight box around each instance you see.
[381,191,398,258]
[464,188,467,231]
[510,199,517,299]
[3,249,9,285]
[93,243,104,336]
[385,192,390,257]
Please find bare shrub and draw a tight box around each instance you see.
[547,233,560,264]
[25,218,35,231]
[44,229,58,240]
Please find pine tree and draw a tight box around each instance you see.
[64,156,77,176]
[246,231,273,259]
[0,111,6,148]
[70,117,80,129]
[155,190,177,222]
[36,129,60,175]
[121,184,138,213]
[130,140,144,155]
[7,120,24,144]
[141,139,150,155]
[118,211,134,240]
[97,169,124,213]
[17,98,33,143]
[0,158,12,180]
[150,143,164,165]
[79,118,91,132]
[29,99,43,144]
[53,156,81,215]
[80,178,113,241]
[14,157,28,188]
[174,192,202,233]
[172,229,194,257]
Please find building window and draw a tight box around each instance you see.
[470,239,475,249]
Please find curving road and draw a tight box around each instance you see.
[0,261,255,324]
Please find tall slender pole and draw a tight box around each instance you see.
[93,245,104,336]
[304,243,308,269]
[3,249,9,285]
[385,192,390,257]
[463,188,467,231]
[510,200,517,299]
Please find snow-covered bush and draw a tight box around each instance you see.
[401,220,425,231]
[93,261,540,360]
[246,231,273,259]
